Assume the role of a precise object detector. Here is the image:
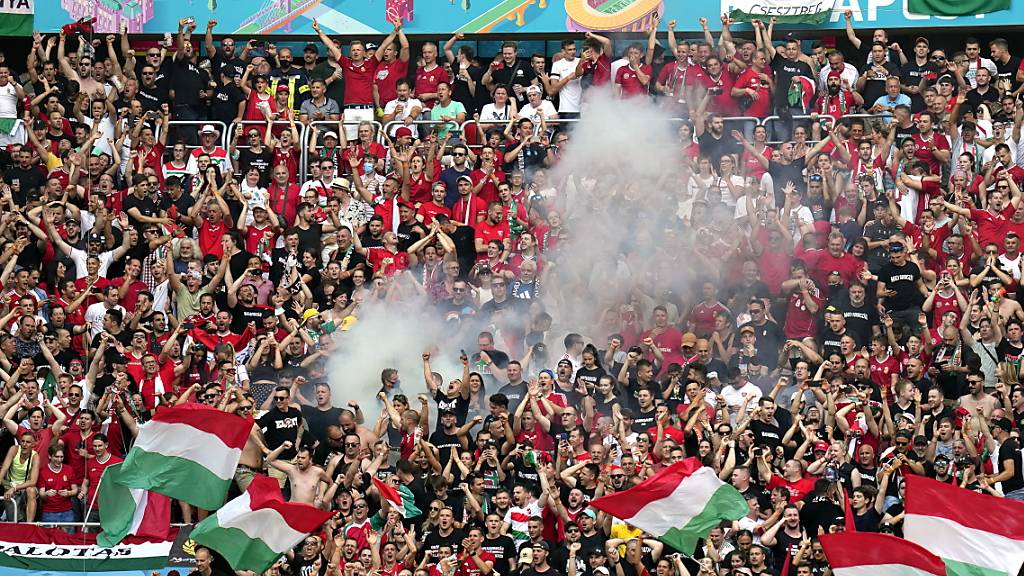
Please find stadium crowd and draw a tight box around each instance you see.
[0,9,1022,576]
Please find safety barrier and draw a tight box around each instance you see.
[163,120,228,152]
[459,118,582,150]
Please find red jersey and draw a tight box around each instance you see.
[580,54,611,87]
[85,454,123,510]
[815,90,857,117]
[784,286,822,339]
[375,58,410,105]
[455,551,496,576]
[869,354,901,397]
[474,220,509,260]
[690,301,729,336]
[267,184,301,227]
[407,171,432,204]
[912,132,951,177]
[414,64,446,110]
[794,247,865,293]
[930,291,962,327]
[272,147,301,185]
[733,67,773,117]
[418,202,451,227]
[198,219,228,258]
[339,55,380,105]
[452,194,489,226]
[366,247,410,277]
[134,143,166,182]
[969,205,1014,249]
[766,474,817,503]
[38,463,76,513]
[615,64,653,98]
[138,359,178,410]
[470,169,505,205]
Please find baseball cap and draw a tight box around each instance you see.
[739,325,755,335]
[457,175,473,184]
[301,309,319,324]
[526,85,542,95]
[595,568,610,576]
[937,74,954,85]
[394,126,413,138]
[992,417,1013,432]
[814,441,830,452]
[323,130,339,140]
[276,84,290,92]
[681,332,698,347]
[532,541,550,551]
[914,36,929,47]
[304,43,319,54]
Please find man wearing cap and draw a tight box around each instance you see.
[298,78,340,124]
[186,124,230,175]
[984,418,1024,499]
[816,70,863,117]
[518,85,558,124]
[270,47,312,113]
[900,37,940,113]
[381,79,423,137]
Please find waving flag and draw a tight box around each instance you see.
[821,532,947,576]
[729,0,838,24]
[373,476,421,518]
[191,475,333,573]
[905,475,1024,576]
[588,458,747,554]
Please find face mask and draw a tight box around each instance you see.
[363,162,374,174]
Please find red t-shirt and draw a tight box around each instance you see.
[733,67,773,117]
[470,169,505,205]
[581,54,611,87]
[784,286,822,339]
[366,247,410,277]
[474,220,509,260]
[691,301,729,336]
[452,194,489,226]
[38,464,76,513]
[455,550,496,576]
[417,202,451,227]
[407,171,433,204]
[414,64,446,110]
[969,205,1014,249]
[615,64,653,98]
[375,58,410,105]
[869,354,901,397]
[273,147,301,185]
[912,132,951,177]
[767,474,817,503]
[199,219,228,258]
[85,453,123,510]
[340,55,380,105]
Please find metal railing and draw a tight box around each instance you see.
[163,120,229,152]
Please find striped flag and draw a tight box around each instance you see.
[373,477,421,518]
[97,462,171,547]
[905,475,1024,576]
[113,404,252,511]
[0,524,173,573]
[821,532,947,576]
[191,475,333,573]
[588,458,747,554]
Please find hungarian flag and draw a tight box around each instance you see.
[373,476,421,518]
[729,0,838,24]
[97,462,172,547]
[821,532,947,576]
[0,524,174,574]
[907,0,1007,16]
[0,0,33,36]
[588,458,747,554]
[191,475,333,573]
[905,475,1024,576]
[112,404,252,512]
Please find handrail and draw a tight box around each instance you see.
[163,120,229,153]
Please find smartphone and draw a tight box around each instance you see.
[181,321,194,330]
[809,379,822,388]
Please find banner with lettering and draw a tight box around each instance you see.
[0,0,33,36]
[0,524,179,575]
[729,0,839,24]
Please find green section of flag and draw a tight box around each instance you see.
[118,448,230,510]
[906,0,1008,15]
[191,517,281,574]
[0,0,33,36]
[97,463,138,548]
[658,483,748,554]
[942,559,1010,576]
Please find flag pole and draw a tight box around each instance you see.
[82,469,104,533]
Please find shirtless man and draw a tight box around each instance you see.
[234,397,265,492]
[267,441,327,505]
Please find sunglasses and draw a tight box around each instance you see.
[274,395,289,401]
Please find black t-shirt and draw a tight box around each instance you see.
[769,529,802,574]
[854,508,882,532]
[295,223,323,253]
[998,437,1024,493]
[966,86,1000,112]
[995,55,1023,93]
[422,528,466,561]
[997,339,1024,365]
[137,81,170,112]
[4,165,47,203]
[257,406,305,459]
[452,65,485,115]
[750,419,782,451]
[574,366,606,392]
[482,534,518,576]
[170,57,208,108]
[839,302,878,348]
[697,131,741,169]
[859,61,901,109]
[800,493,842,536]
[428,428,463,467]
[449,225,477,277]
[210,83,245,126]
[434,389,471,427]
[899,59,940,113]
[123,193,159,229]
[878,260,923,310]
[770,55,815,107]
[238,148,275,187]
[767,158,806,208]
[301,405,343,442]
[491,61,537,104]
[631,406,658,434]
